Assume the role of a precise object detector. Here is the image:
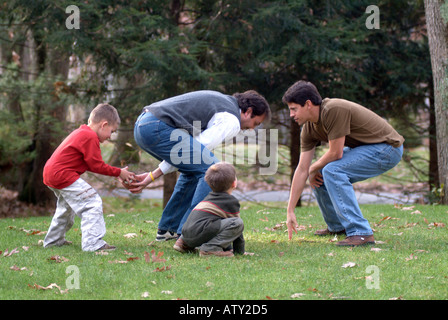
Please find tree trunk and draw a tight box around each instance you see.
[428,82,439,190]
[424,0,448,203]
[19,42,70,205]
[159,0,184,208]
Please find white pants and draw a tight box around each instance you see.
[43,178,106,251]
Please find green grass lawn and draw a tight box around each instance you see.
[1,197,447,301]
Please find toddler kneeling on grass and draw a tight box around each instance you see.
[173,162,244,257]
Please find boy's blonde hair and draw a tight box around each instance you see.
[205,162,236,193]
[88,103,121,125]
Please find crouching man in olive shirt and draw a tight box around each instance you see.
[284,81,404,246]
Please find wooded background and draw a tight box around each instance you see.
[1,0,447,209]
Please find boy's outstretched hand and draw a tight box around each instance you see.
[119,169,162,193]
[119,166,135,184]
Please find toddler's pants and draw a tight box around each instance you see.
[200,217,244,252]
[43,178,106,251]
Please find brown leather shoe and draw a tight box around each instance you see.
[199,250,234,257]
[314,228,346,236]
[336,235,375,247]
[173,238,196,253]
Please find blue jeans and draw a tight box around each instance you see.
[313,143,403,237]
[134,112,219,234]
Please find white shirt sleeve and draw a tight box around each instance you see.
[157,112,241,174]
[195,112,241,150]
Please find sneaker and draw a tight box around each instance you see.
[199,250,234,258]
[156,229,178,241]
[173,238,196,253]
[314,228,346,236]
[58,240,72,246]
[335,235,375,247]
[97,243,117,251]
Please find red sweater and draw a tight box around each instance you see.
[43,124,121,189]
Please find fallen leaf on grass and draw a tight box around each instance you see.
[389,296,404,300]
[423,218,446,228]
[153,265,172,272]
[394,204,415,211]
[405,254,417,261]
[144,249,166,263]
[342,262,357,268]
[378,216,392,224]
[10,265,27,271]
[291,293,306,298]
[108,259,129,264]
[3,248,19,257]
[26,230,46,236]
[144,251,150,263]
[28,283,68,294]
[161,290,173,294]
[48,255,69,263]
[126,257,140,262]
[95,251,109,255]
[123,233,138,239]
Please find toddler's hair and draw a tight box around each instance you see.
[205,162,236,193]
[88,103,121,125]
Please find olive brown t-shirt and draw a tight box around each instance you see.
[301,98,404,152]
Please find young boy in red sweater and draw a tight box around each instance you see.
[43,103,134,251]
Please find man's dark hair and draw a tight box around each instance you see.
[233,90,271,120]
[282,80,322,106]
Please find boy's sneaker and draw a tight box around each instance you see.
[173,238,196,253]
[156,229,178,241]
[58,240,72,246]
[97,243,116,251]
